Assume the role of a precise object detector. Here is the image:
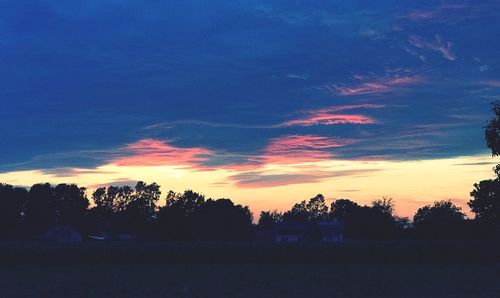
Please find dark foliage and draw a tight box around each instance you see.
[412,200,467,239]
[469,172,500,237]
[0,181,496,241]
[0,184,28,238]
[485,101,500,156]
[468,101,500,238]
[23,183,89,235]
[257,210,283,229]
[157,190,253,240]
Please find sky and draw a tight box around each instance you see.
[1,0,500,218]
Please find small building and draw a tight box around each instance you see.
[43,225,83,243]
[274,222,308,243]
[317,220,344,243]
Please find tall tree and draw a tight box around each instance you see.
[330,199,361,221]
[469,101,500,235]
[24,183,57,234]
[194,198,253,240]
[305,194,329,221]
[53,184,89,229]
[413,200,466,239]
[258,210,283,229]
[469,179,500,230]
[157,190,205,239]
[283,200,308,223]
[0,184,28,238]
[485,101,500,156]
[371,197,395,216]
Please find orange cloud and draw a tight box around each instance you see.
[111,139,213,169]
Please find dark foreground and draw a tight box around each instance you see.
[0,263,499,298]
[0,241,498,297]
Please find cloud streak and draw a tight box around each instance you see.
[403,2,500,24]
[326,74,424,96]
[408,35,456,61]
[261,135,354,164]
[230,169,381,188]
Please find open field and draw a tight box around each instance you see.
[0,241,498,297]
[0,263,499,298]
[0,240,498,264]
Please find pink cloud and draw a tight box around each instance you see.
[282,104,382,127]
[329,83,392,96]
[112,139,213,168]
[283,114,374,126]
[408,35,456,61]
[327,75,424,96]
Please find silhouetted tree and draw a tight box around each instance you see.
[0,184,28,238]
[283,194,329,223]
[194,198,253,240]
[24,183,89,234]
[485,101,500,156]
[24,183,57,234]
[283,200,308,223]
[468,101,500,238]
[157,191,252,240]
[469,177,500,236]
[371,197,395,216]
[123,182,161,235]
[305,194,329,221]
[53,184,89,229]
[330,199,361,221]
[413,200,467,239]
[329,198,400,240]
[157,190,205,239]
[258,210,283,229]
[89,182,160,235]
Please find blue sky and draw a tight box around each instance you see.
[1,0,500,173]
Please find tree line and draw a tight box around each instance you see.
[0,181,498,241]
[1,102,500,241]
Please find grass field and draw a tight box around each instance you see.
[0,263,499,297]
[0,241,498,297]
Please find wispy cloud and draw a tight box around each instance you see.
[403,2,500,24]
[287,73,309,80]
[283,114,374,126]
[408,35,456,61]
[261,135,354,164]
[481,80,500,88]
[145,104,383,131]
[230,169,380,188]
[405,4,468,22]
[283,104,382,127]
[326,74,424,96]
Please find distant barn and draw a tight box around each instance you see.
[317,220,343,243]
[273,220,344,243]
[274,222,308,243]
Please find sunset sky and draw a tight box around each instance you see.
[1,0,500,218]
